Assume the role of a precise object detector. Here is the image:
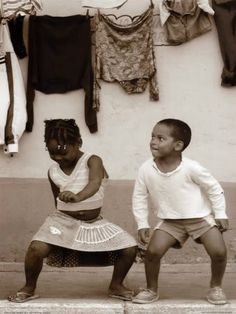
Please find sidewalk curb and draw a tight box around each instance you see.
[1,299,236,314]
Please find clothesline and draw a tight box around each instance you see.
[99,12,171,47]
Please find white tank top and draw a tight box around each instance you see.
[49,153,107,211]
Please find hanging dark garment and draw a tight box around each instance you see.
[26,15,97,133]
[212,0,236,86]
[8,15,27,59]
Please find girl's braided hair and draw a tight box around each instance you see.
[44,119,82,147]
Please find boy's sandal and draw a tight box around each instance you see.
[132,288,159,304]
[108,289,133,301]
[8,291,39,303]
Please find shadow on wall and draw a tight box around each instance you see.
[0,178,236,263]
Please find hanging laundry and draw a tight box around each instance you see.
[81,0,128,9]
[94,5,159,111]
[158,0,213,44]
[197,0,214,14]
[212,0,236,86]
[0,21,27,155]
[1,0,42,20]
[8,15,27,58]
[26,15,97,133]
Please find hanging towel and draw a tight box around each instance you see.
[26,15,97,133]
[0,21,27,154]
[94,5,159,111]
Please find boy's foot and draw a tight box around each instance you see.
[8,291,39,303]
[206,287,228,305]
[132,288,159,304]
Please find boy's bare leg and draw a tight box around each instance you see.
[200,227,227,287]
[145,229,177,292]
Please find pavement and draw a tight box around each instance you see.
[0,262,236,313]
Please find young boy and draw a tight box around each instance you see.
[132,118,229,304]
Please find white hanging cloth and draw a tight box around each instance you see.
[0,21,27,154]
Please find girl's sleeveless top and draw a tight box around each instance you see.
[48,153,107,211]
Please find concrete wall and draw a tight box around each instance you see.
[1,0,236,181]
[1,178,236,263]
[1,0,236,264]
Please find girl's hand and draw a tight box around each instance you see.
[59,191,79,203]
[215,218,229,232]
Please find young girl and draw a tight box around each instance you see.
[8,119,137,303]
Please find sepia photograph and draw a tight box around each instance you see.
[0,0,236,313]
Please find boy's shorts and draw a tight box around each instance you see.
[155,214,216,248]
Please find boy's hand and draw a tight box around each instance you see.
[215,219,229,232]
[59,191,79,203]
[138,228,150,246]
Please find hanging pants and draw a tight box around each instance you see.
[212,0,236,86]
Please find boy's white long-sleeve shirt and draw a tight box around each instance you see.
[132,157,227,230]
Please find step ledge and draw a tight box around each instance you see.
[1,299,236,314]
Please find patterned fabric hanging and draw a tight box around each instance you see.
[94,4,159,111]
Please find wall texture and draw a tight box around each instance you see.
[0,179,236,263]
[1,1,236,264]
[0,0,236,182]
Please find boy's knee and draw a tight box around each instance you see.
[210,248,227,261]
[146,247,163,261]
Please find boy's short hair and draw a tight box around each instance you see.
[158,118,192,150]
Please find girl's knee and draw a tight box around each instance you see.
[122,246,137,258]
[28,241,51,258]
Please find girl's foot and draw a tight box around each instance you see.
[108,284,133,301]
[8,291,39,303]
[8,286,39,303]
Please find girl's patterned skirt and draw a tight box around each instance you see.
[32,211,137,267]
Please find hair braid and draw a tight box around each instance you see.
[44,119,82,147]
